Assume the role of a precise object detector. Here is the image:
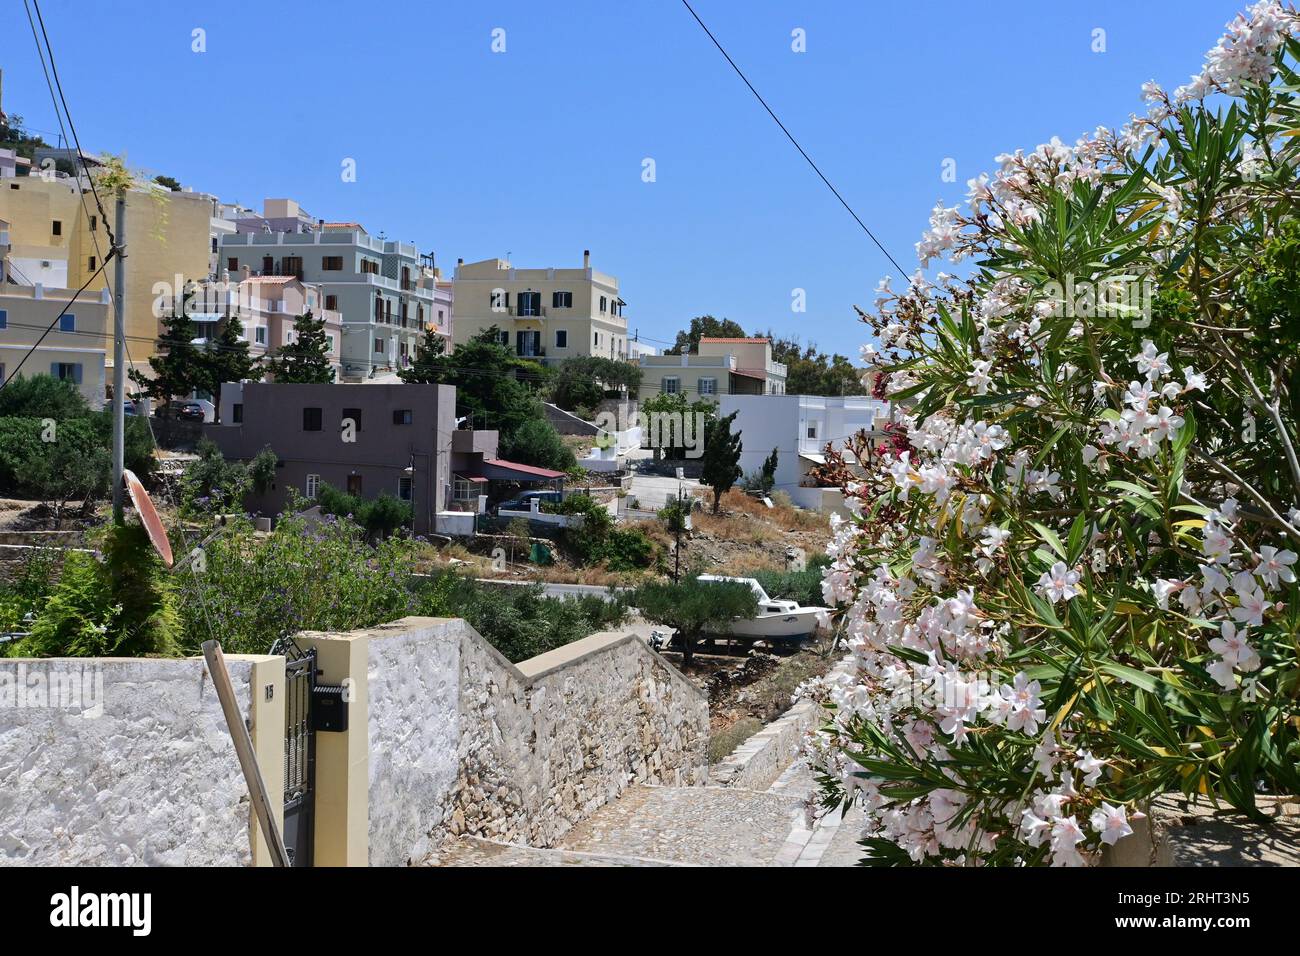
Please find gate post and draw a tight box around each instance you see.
[242,655,286,867]
[297,630,370,866]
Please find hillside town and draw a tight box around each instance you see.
[1,0,1299,912]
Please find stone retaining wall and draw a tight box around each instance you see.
[0,655,280,866]
[342,618,708,865]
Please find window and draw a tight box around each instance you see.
[322,256,344,271]
[52,220,62,237]
[51,362,82,384]
[303,407,323,431]
[698,377,717,396]
[555,329,568,349]
[305,474,321,499]
[806,423,818,439]
[594,332,601,348]
[227,257,238,272]
[325,294,338,311]
[211,237,218,253]
[490,290,509,312]
[89,215,97,231]
[88,256,96,272]
[518,291,541,316]
[663,377,680,395]
[398,476,413,501]
[552,290,572,308]
[232,403,243,424]
[497,330,509,346]
[325,334,334,353]
[453,476,477,501]
[374,338,384,353]
[342,408,362,432]
[360,259,379,275]
[0,310,6,330]
[392,409,413,425]
[347,474,363,496]
[599,295,607,312]
[252,326,266,345]
[60,313,75,333]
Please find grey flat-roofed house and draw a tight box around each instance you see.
[210,382,455,534]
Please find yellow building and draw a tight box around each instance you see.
[0,217,110,406]
[637,336,787,400]
[0,175,212,378]
[451,251,630,364]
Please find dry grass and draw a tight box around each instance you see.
[707,717,764,763]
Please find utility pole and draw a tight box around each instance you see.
[110,194,127,524]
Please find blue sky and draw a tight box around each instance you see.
[2,0,1244,356]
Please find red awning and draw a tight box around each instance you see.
[456,474,488,483]
[480,458,567,480]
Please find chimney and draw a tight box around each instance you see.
[241,265,251,281]
[583,249,590,269]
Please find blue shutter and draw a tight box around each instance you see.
[73,364,83,384]
[60,313,75,332]
[0,309,7,329]
[52,362,60,377]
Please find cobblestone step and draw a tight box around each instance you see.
[428,836,682,867]
[554,784,806,866]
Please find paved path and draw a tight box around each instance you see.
[429,683,869,867]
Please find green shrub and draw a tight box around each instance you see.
[315,483,412,539]
[0,374,90,420]
[753,553,832,608]
[500,418,576,472]
[17,522,181,657]
[414,569,628,662]
[174,511,417,656]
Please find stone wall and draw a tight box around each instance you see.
[0,656,270,866]
[356,617,708,864]
[709,660,849,791]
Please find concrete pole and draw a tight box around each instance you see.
[111,195,127,524]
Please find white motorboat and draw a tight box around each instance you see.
[696,575,829,641]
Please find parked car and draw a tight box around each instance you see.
[177,401,206,422]
[496,490,563,513]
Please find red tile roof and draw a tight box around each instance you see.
[700,337,770,344]
[731,368,769,380]
[482,458,567,479]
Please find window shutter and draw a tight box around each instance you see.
[73,364,83,384]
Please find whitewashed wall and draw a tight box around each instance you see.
[361,618,709,863]
[0,658,256,866]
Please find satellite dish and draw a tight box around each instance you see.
[123,468,174,568]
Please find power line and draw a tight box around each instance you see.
[26,0,116,248]
[2,0,121,395]
[678,0,908,277]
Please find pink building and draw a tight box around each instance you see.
[186,274,344,381]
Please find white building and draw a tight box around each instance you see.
[718,394,891,511]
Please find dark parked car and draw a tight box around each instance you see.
[155,401,205,422]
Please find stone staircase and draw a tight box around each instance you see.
[428,755,866,867]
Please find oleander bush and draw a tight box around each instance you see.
[806,2,1300,866]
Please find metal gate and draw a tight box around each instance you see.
[273,637,317,867]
